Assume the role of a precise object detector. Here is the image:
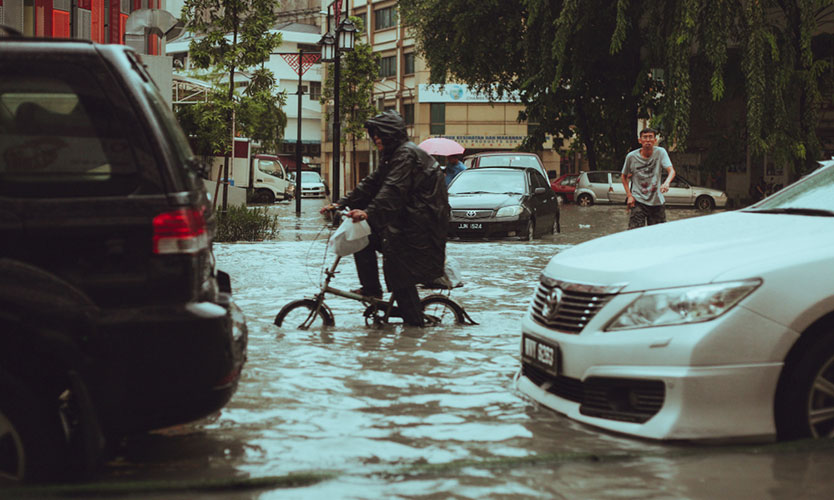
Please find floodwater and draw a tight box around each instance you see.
[33,200,834,499]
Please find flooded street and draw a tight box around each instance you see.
[44,200,834,499]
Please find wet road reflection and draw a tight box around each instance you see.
[87,200,834,499]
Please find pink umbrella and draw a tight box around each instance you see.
[418,137,465,156]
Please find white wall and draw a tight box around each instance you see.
[142,55,174,106]
[165,26,323,150]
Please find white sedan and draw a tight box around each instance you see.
[517,160,834,442]
[299,171,328,198]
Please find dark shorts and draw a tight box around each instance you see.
[628,202,666,229]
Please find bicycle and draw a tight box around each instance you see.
[274,214,477,329]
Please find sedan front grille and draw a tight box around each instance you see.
[580,377,665,423]
[521,364,665,423]
[451,209,494,219]
[521,364,584,403]
[531,277,622,333]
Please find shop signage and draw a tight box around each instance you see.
[418,84,519,103]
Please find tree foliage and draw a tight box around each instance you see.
[400,0,834,177]
[321,17,380,171]
[178,0,286,155]
[181,0,281,74]
[321,17,380,146]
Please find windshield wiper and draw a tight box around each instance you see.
[502,191,523,195]
[753,208,834,217]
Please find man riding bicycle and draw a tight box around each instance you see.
[321,111,449,326]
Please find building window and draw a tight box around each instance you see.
[384,105,396,112]
[379,55,396,78]
[375,6,397,31]
[404,53,415,75]
[403,103,414,125]
[355,13,367,33]
[309,81,321,100]
[430,103,445,135]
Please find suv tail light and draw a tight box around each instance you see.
[153,208,208,254]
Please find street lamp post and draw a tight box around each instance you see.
[277,51,321,215]
[319,1,356,202]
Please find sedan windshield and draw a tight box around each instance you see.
[301,171,322,183]
[749,163,834,215]
[449,169,526,195]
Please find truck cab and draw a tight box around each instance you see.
[209,139,293,204]
[251,154,294,203]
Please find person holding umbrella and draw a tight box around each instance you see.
[444,154,466,185]
[417,137,466,185]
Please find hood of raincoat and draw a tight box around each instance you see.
[365,111,408,154]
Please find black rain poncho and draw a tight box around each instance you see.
[338,111,449,288]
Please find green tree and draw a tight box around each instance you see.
[179,0,285,158]
[321,17,380,176]
[401,0,834,178]
[400,0,651,169]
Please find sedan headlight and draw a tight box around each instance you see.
[496,205,524,217]
[606,279,761,331]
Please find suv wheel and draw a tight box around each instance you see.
[577,193,594,207]
[0,370,68,483]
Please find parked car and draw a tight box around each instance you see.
[447,167,559,240]
[573,170,627,207]
[299,171,329,198]
[0,39,247,482]
[464,151,551,183]
[575,170,728,210]
[550,173,580,203]
[516,160,834,442]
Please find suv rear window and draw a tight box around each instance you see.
[0,61,140,197]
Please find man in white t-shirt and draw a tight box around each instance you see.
[621,127,676,229]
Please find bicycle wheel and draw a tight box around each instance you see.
[274,299,335,329]
[421,295,467,325]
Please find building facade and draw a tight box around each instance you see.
[1,0,164,53]
[320,0,562,199]
[166,21,325,169]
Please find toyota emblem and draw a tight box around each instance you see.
[466,210,477,218]
[541,287,563,320]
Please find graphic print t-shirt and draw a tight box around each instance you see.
[621,146,672,206]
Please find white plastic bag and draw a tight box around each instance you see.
[443,256,463,288]
[429,256,464,289]
[329,217,372,256]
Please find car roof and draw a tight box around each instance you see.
[463,166,530,173]
[467,151,538,157]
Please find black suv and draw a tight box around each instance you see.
[0,39,247,482]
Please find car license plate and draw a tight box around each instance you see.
[457,222,483,230]
[522,334,560,375]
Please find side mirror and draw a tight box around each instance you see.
[534,187,547,195]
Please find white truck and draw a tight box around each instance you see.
[209,138,294,204]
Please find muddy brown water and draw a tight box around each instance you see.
[30,200,834,499]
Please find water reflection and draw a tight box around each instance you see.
[86,200,834,499]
